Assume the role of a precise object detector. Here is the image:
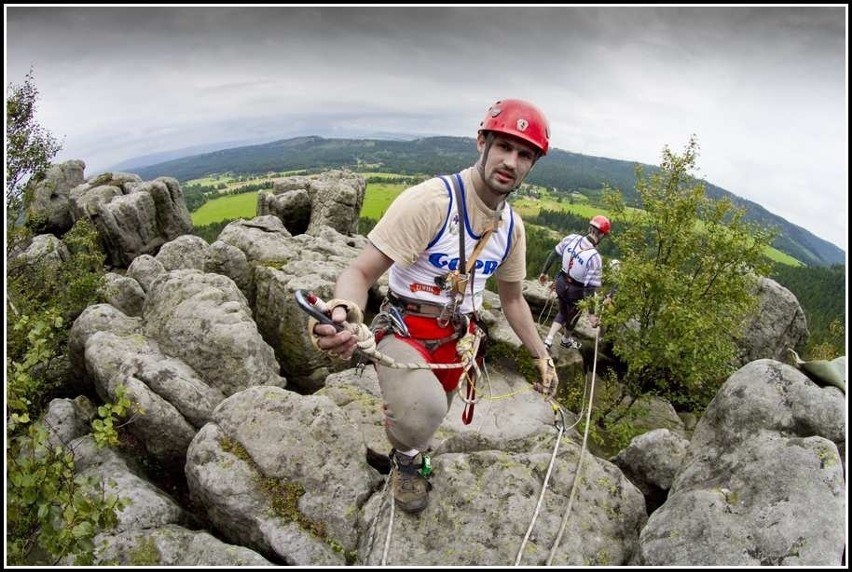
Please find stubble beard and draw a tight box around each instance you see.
[487,165,520,196]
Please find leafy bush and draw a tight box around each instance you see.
[601,137,774,411]
[6,217,130,564]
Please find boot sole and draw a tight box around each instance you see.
[394,498,429,514]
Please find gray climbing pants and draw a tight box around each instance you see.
[375,334,455,452]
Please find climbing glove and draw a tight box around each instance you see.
[533,356,559,399]
[307,298,376,359]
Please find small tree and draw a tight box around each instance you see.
[601,136,775,410]
[6,68,63,229]
[6,72,127,566]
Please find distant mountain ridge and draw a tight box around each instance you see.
[128,136,845,267]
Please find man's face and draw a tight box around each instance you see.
[477,133,538,196]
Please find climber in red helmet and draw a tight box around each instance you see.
[538,214,612,352]
[309,98,557,514]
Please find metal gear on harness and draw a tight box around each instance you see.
[296,289,479,373]
[455,323,486,424]
[418,450,433,478]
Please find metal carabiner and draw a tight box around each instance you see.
[386,304,410,337]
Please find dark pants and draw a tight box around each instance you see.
[554,273,588,331]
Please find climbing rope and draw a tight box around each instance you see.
[354,327,484,373]
[299,289,484,374]
[515,301,603,566]
[514,398,567,565]
[545,312,602,565]
[537,283,557,327]
[381,487,395,566]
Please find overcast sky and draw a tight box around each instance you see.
[5,5,848,251]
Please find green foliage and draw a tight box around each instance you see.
[7,311,66,430]
[6,323,130,565]
[601,136,775,411]
[6,420,124,565]
[6,68,63,229]
[358,217,378,236]
[7,219,106,367]
[770,262,846,357]
[92,385,143,449]
[6,209,122,564]
[808,319,845,361]
[559,368,644,457]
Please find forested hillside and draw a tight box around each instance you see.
[131,136,844,267]
[770,263,846,353]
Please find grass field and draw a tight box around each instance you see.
[188,175,801,266]
[191,192,258,226]
[360,182,408,219]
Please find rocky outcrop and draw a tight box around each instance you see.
[636,360,845,565]
[69,172,192,267]
[735,277,809,366]
[611,428,690,512]
[48,191,842,566]
[257,170,365,236]
[142,269,286,395]
[24,159,86,235]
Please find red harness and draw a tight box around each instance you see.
[375,313,483,424]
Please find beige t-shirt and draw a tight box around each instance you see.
[367,167,528,283]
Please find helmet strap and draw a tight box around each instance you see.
[588,227,601,245]
[477,131,496,179]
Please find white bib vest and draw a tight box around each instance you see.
[556,233,602,287]
[388,173,514,314]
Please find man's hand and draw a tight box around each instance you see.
[588,314,601,328]
[532,356,559,398]
[308,298,373,360]
[538,272,549,285]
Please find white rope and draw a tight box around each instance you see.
[537,286,557,326]
[513,400,565,565]
[545,318,601,565]
[381,486,395,566]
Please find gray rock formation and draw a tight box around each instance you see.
[24,159,86,235]
[636,359,845,565]
[257,169,365,236]
[48,172,843,566]
[69,172,192,267]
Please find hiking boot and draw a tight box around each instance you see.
[560,336,581,350]
[390,449,432,514]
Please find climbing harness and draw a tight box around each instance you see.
[515,297,603,566]
[297,289,482,373]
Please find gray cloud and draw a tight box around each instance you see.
[6,5,847,251]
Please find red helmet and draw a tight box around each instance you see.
[590,215,611,235]
[479,99,550,156]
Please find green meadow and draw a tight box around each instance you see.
[188,174,800,266]
[191,192,258,226]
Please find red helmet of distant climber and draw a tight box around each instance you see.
[479,99,550,156]
[590,215,611,235]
